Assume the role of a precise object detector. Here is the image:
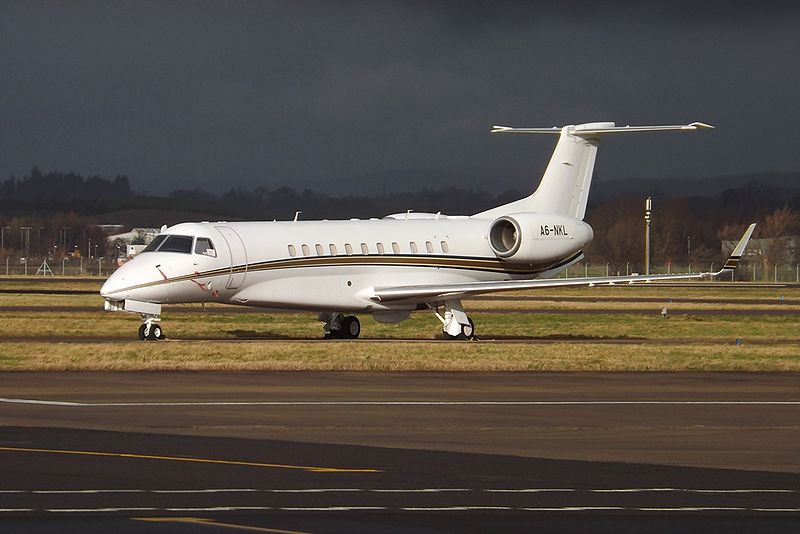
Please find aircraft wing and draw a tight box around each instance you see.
[371,223,756,304]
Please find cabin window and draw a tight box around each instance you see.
[301,244,310,256]
[391,242,400,254]
[345,243,353,255]
[425,241,434,253]
[361,243,369,254]
[376,243,385,255]
[315,244,324,256]
[141,235,167,253]
[288,244,297,257]
[158,235,194,254]
[194,237,216,257]
[410,241,418,253]
[329,244,337,255]
[440,241,449,253]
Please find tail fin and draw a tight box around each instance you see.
[475,121,713,220]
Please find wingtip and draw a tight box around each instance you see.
[689,121,715,129]
[722,222,757,271]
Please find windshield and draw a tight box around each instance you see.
[141,234,167,253]
[157,235,194,254]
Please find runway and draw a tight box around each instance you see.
[0,372,798,532]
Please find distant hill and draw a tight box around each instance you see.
[300,167,800,203]
[591,173,800,202]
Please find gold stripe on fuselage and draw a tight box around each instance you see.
[109,252,581,295]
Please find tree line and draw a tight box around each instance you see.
[1,168,798,271]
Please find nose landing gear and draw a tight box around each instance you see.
[138,315,165,341]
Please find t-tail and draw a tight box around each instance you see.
[475,121,714,220]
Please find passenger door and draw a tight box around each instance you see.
[214,226,248,289]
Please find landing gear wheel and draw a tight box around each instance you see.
[152,324,165,340]
[145,323,163,341]
[341,316,361,339]
[140,323,164,341]
[445,317,475,340]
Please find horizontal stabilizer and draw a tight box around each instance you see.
[491,122,714,137]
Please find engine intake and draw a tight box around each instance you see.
[487,213,594,263]
[488,217,522,258]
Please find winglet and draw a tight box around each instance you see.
[720,223,756,272]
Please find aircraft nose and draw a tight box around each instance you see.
[100,267,125,299]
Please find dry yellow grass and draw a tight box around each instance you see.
[0,340,797,371]
[1,280,798,372]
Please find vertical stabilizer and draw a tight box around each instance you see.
[475,121,712,220]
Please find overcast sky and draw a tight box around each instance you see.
[1,1,799,194]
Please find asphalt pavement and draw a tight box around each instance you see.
[1,372,798,533]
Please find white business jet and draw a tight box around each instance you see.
[100,121,755,341]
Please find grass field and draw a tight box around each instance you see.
[0,278,797,371]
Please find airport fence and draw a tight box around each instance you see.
[0,255,115,277]
[0,255,798,283]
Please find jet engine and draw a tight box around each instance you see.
[488,213,593,263]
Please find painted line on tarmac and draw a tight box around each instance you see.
[2,506,800,514]
[133,517,310,534]
[2,487,796,494]
[2,397,799,407]
[0,446,380,474]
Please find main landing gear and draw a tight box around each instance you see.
[320,312,361,339]
[138,315,165,341]
[432,300,475,340]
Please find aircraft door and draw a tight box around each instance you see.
[215,226,247,289]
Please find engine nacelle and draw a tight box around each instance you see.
[488,213,593,262]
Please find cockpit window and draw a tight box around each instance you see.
[141,234,167,253]
[157,235,194,254]
[194,237,216,257]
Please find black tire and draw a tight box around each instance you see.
[341,316,361,339]
[138,324,147,340]
[146,324,162,341]
[462,317,475,340]
[154,324,165,340]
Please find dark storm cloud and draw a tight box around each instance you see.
[1,1,799,194]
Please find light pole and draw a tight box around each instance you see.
[644,197,652,275]
[1,226,9,251]
[21,226,32,275]
[60,227,70,258]
[20,226,32,257]
[687,235,691,272]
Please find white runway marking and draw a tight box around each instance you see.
[402,506,514,511]
[371,488,472,493]
[591,488,797,494]
[486,488,576,493]
[269,488,363,493]
[47,507,158,513]
[0,505,796,514]
[152,488,257,494]
[33,489,144,494]
[2,487,796,495]
[522,506,625,511]
[2,397,799,407]
[164,506,271,512]
[279,507,386,511]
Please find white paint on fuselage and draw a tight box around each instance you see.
[101,215,591,313]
